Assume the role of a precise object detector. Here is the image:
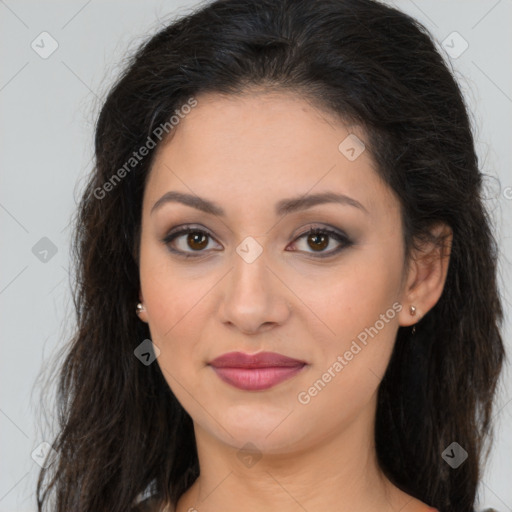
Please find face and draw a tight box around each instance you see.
[137,91,414,455]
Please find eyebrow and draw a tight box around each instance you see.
[150,190,368,217]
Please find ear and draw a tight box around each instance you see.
[398,222,453,327]
[137,290,149,323]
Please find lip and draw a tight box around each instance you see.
[208,351,307,391]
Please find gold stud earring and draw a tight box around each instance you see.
[409,305,416,335]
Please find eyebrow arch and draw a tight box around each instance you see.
[150,190,368,217]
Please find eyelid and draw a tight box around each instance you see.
[161,223,353,258]
[289,225,353,258]
[162,224,221,258]
[291,223,349,242]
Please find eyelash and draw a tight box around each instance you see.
[162,224,353,259]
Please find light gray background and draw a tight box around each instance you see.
[1,1,511,511]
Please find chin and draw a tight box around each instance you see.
[208,409,307,454]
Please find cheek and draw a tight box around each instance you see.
[143,274,207,396]
[144,279,206,355]
[297,247,403,342]
[140,239,199,337]
[297,246,403,395]
[139,256,209,380]
[297,307,399,421]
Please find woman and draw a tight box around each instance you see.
[36,0,505,511]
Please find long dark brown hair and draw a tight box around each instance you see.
[36,0,505,511]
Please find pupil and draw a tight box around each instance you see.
[308,233,328,251]
[188,232,208,250]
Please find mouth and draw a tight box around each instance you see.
[208,351,307,391]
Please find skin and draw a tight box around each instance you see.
[137,90,452,512]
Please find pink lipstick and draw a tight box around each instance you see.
[208,351,307,391]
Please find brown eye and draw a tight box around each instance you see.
[163,226,221,257]
[187,231,208,250]
[290,227,352,258]
[307,232,329,251]
[163,225,352,259]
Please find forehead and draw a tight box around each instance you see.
[144,91,398,222]
[155,90,354,161]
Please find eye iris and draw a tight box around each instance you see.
[308,232,328,251]
[187,231,208,250]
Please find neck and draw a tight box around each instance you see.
[175,394,421,512]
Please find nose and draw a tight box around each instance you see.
[217,247,292,335]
